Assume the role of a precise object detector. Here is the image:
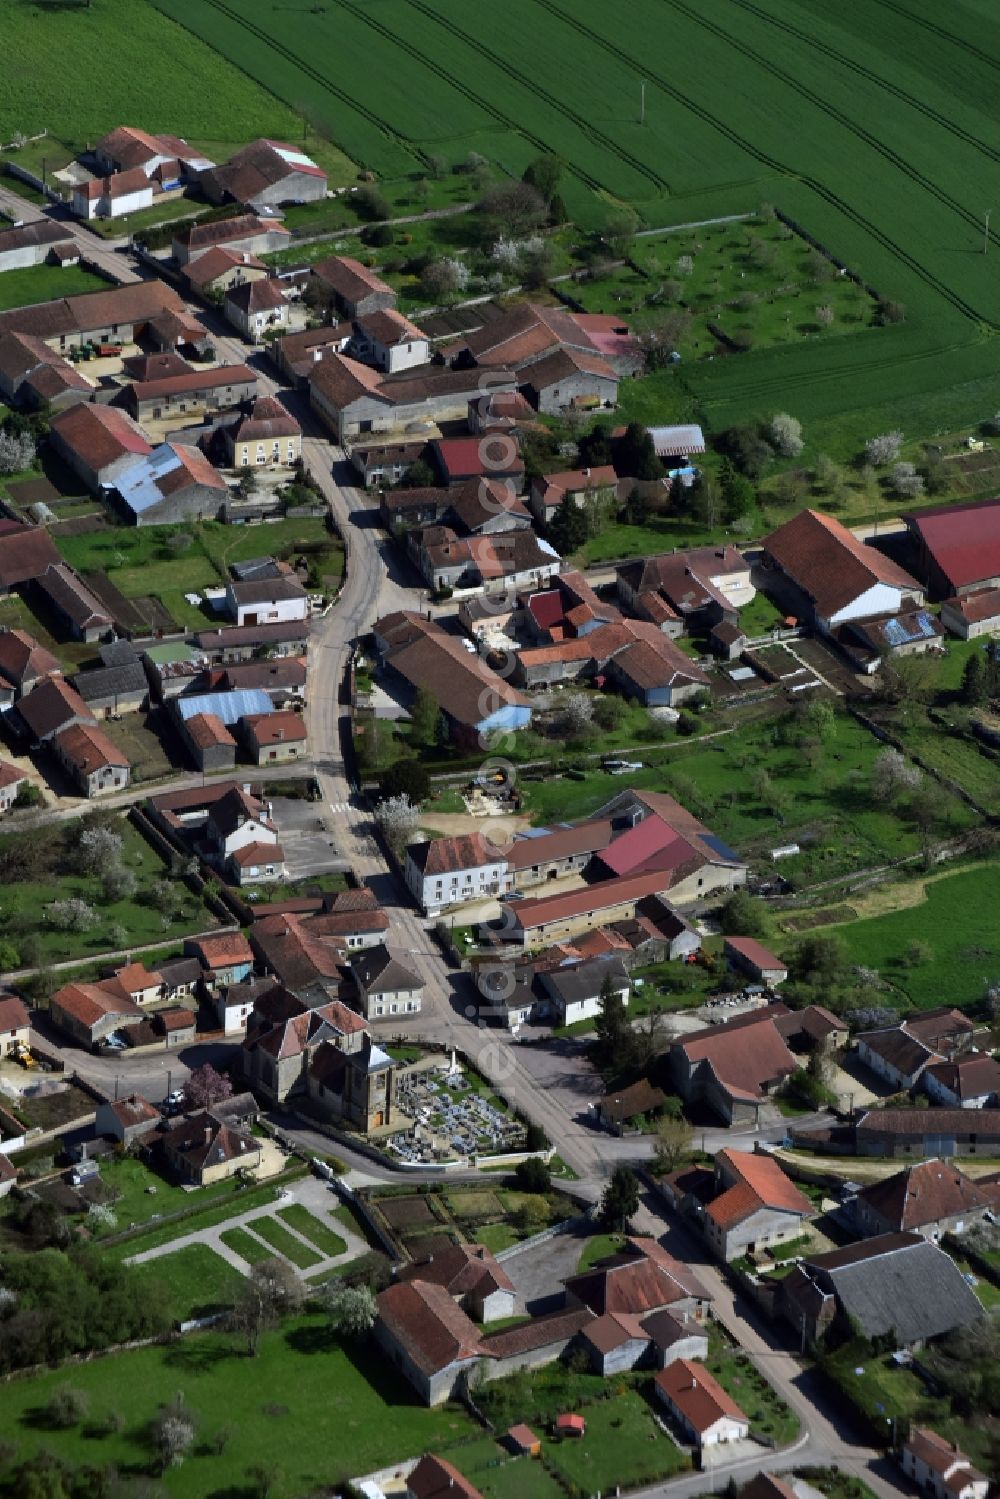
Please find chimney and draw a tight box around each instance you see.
[204,1124,213,1145]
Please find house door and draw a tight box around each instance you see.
[245,613,258,626]
[373,1110,384,1128]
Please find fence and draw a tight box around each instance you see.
[494,1210,588,1262]
[4,161,64,204]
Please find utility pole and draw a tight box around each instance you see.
[640,81,646,126]
[985,209,991,255]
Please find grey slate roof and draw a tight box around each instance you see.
[541,954,630,1005]
[804,1233,982,1344]
[73,660,148,703]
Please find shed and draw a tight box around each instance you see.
[555,1413,585,1438]
[506,1424,541,1457]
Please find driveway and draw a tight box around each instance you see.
[499,1220,593,1313]
[267,795,351,881]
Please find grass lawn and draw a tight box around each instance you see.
[705,1346,799,1444]
[477,1362,633,1430]
[0,262,107,311]
[545,1390,689,1490]
[128,1245,244,1323]
[0,817,215,967]
[277,1205,348,1258]
[0,1319,477,1495]
[824,860,1000,1011]
[112,1182,294,1261]
[219,1225,274,1268]
[454,1443,564,1499]
[445,1189,504,1220]
[55,516,338,630]
[94,1157,205,1230]
[576,1233,625,1272]
[476,1223,521,1255]
[249,1215,322,1270]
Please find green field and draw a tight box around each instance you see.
[0,1320,477,1497]
[128,1245,245,1323]
[521,708,975,886]
[0,262,106,311]
[0,0,356,186]
[824,861,1000,1012]
[123,0,1000,453]
[276,1205,348,1258]
[55,516,340,631]
[0,817,215,967]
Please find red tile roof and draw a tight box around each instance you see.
[0,523,60,589]
[708,1149,812,1229]
[55,721,129,774]
[764,509,921,619]
[50,402,152,471]
[408,1455,484,1499]
[856,1159,1000,1232]
[724,936,788,974]
[376,1279,481,1376]
[655,1359,747,1434]
[674,1012,798,1105]
[0,994,29,1033]
[188,932,253,968]
[183,712,236,750]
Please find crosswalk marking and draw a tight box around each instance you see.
[328,801,351,815]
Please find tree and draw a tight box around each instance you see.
[85,1203,117,1235]
[230,1257,303,1357]
[594,974,629,1059]
[961,652,989,706]
[878,299,906,324]
[600,1166,640,1232]
[651,1115,694,1175]
[165,531,193,556]
[476,181,547,237]
[889,461,924,499]
[516,1196,550,1233]
[520,239,556,290]
[691,471,721,528]
[865,431,903,466]
[871,746,921,803]
[791,932,847,986]
[719,887,766,938]
[718,423,773,479]
[73,824,124,875]
[815,304,834,327]
[0,430,36,474]
[45,1386,88,1429]
[768,413,804,458]
[374,793,419,853]
[615,422,663,481]
[603,208,640,258]
[182,1063,232,1111]
[322,1282,377,1338]
[102,865,137,902]
[522,154,562,207]
[410,686,442,749]
[548,488,588,554]
[719,457,756,521]
[558,692,595,738]
[513,1156,551,1193]
[378,759,430,804]
[354,184,389,220]
[46,898,98,932]
[420,257,469,302]
[150,1398,196,1471]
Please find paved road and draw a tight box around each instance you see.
[0,181,141,282]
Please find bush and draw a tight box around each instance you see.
[362,222,394,248]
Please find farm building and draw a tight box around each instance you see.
[940,589,1000,640]
[310,255,397,320]
[183,247,269,298]
[53,721,130,797]
[92,127,213,181]
[199,139,327,209]
[71,167,153,221]
[310,354,515,444]
[48,402,152,494]
[0,218,75,272]
[654,1360,749,1448]
[0,331,92,411]
[113,441,228,525]
[0,279,187,352]
[900,1430,990,1499]
[761,509,924,633]
[121,363,257,422]
[225,574,309,626]
[172,214,291,267]
[904,499,1000,599]
[351,308,430,374]
[724,936,788,985]
[701,1148,812,1261]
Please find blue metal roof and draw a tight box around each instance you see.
[703,833,741,864]
[176,688,272,725]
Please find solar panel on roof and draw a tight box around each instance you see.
[703,834,740,863]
